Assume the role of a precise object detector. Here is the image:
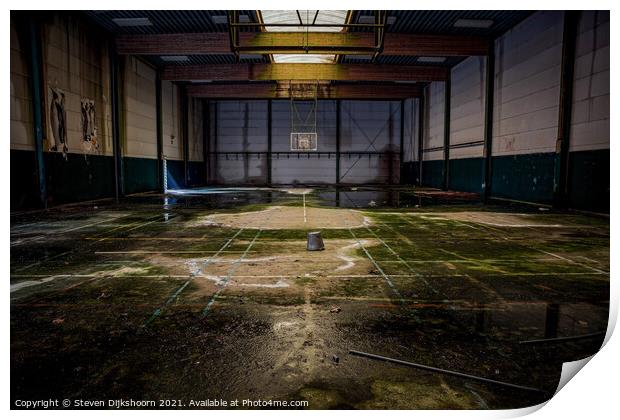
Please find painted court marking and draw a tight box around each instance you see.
[201,208,277,317]
[13,212,170,273]
[303,193,307,223]
[142,228,245,327]
[348,227,405,304]
[201,230,263,317]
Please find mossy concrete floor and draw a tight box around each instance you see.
[10,187,609,409]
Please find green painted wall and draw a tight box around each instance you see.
[491,153,555,204]
[568,149,609,213]
[400,162,417,185]
[449,157,483,193]
[44,151,116,207]
[165,159,185,189]
[124,156,158,194]
[11,150,41,210]
[188,161,206,187]
[421,160,443,189]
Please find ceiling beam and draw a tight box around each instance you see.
[161,63,449,82]
[116,32,490,56]
[186,83,422,99]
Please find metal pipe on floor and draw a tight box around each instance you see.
[519,331,605,345]
[349,349,546,394]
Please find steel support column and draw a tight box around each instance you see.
[482,51,495,202]
[27,19,46,208]
[213,102,218,184]
[110,44,124,199]
[553,11,580,208]
[203,99,209,185]
[399,100,405,184]
[417,93,425,186]
[336,100,341,184]
[442,74,451,191]
[181,88,189,188]
[267,99,272,185]
[156,72,164,193]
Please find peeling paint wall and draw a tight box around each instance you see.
[11,12,118,208]
[42,13,113,156]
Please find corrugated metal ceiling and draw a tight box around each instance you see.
[84,10,534,69]
[351,10,533,37]
[85,10,260,34]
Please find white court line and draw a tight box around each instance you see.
[534,248,608,275]
[13,213,170,273]
[94,250,257,254]
[11,215,126,246]
[143,227,246,326]
[201,215,276,317]
[10,272,606,280]
[303,193,307,223]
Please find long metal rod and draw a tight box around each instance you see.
[267,99,272,185]
[230,23,386,28]
[155,72,164,193]
[202,99,209,185]
[336,100,341,184]
[399,100,405,184]
[233,46,384,54]
[417,93,425,186]
[349,350,546,394]
[181,89,189,188]
[213,101,218,184]
[109,43,124,199]
[442,72,451,191]
[27,19,47,208]
[519,331,605,345]
[482,50,495,202]
[553,11,580,208]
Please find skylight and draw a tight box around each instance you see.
[260,10,348,64]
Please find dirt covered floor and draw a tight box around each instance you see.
[10,187,610,409]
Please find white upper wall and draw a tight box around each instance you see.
[424,82,445,161]
[402,98,418,163]
[492,11,564,156]
[450,56,486,159]
[123,56,157,159]
[162,80,182,160]
[10,18,34,151]
[188,98,204,162]
[42,14,113,156]
[570,10,610,152]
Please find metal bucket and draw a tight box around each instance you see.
[307,231,325,251]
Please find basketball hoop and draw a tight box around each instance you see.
[290,81,319,151]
